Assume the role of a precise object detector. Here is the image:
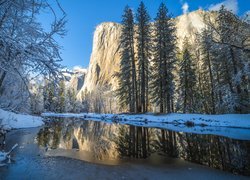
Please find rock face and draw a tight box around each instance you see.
[62,67,87,94]
[174,9,207,49]
[82,22,122,92]
[78,10,213,97]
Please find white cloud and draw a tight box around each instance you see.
[182,2,189,14]
[209,0,238,14]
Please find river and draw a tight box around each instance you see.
[0,117,249,179]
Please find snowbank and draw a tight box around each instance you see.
[41,112,250,140]
[0,109,44,129]
[42,112,250,128]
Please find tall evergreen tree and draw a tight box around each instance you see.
[178,38,197,113]
[58,80,66,113]
[136,1,151,113]
[117,6,137,112]
[43,80,56,112]
[199,28,216,114]
[150,3,176,113]
[66,89,77,113]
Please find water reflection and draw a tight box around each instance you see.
[37,118,250,176]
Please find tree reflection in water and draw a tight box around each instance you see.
[37,118,250,176]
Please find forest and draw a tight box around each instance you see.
[117,2,250,114]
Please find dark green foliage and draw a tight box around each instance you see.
[178,38,197,113]
[117,6,137,112]
[136,1,152,113]
[198,28,216,114]
[150,3,176,113]
[58,80,66,113]
[43,79,57,112]
[118,3,249,114]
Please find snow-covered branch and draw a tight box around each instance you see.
[0,0,67,111]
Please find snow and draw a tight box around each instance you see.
[42,112,250,128]
[41,112,250,140]
[0,144,18,163]
[73,66,87,74]
[0,109,44,129]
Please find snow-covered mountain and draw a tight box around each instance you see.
[174,9,209,48]
[62,66,87,93]
[77,10,215,98]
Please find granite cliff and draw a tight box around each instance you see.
[78,10,213,98]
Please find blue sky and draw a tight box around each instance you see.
[40,0,249,69]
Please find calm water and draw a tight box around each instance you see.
[37,118,250,176]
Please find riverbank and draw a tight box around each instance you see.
[1,108,249,130]
[42,112,250,140]
[0,109,43,130]
[42,112,250,128]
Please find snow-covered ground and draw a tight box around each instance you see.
[42,112,250,140]
[0,109,44,129]
[42,112,250,128]
[1,109,249,139]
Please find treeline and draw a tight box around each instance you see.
[30,80,80,114]
[117,2,250,114]
[30,81,118,114]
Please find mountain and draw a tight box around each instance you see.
[174,9,207,48]
[81,22,122,93]
[77,10,214,98]
[62,67,87,94]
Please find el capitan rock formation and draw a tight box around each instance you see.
[78,10,214,98]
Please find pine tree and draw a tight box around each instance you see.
[71,89,77,112]
[43,79,56,112]
[58,80,66,113]
[150,3,176,113]
[49,84,56,112]
[212,6,249,113]
[136,1,152,113]
[66,89,77,113]
[199,28,216,114]
[178,38,197,113]
[117,6,137,112]
[81,89,90,113]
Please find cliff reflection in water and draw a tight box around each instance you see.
[37,118,250,176]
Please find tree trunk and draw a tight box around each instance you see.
[130,32,138,113]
